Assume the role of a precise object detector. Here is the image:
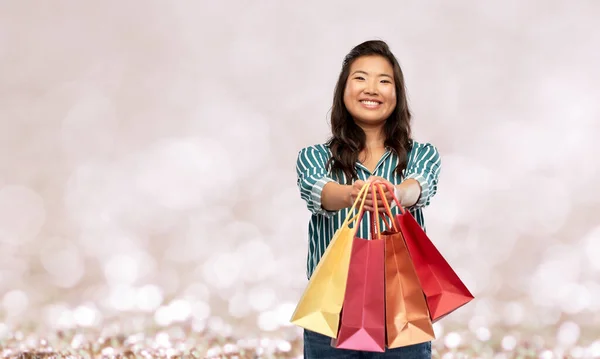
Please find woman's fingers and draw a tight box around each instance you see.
[360,188,396,211]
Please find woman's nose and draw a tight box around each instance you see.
[364,87,378,95]
[363,80,379,95]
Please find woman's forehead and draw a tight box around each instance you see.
[349,55,393,75]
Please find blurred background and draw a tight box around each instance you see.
[1,0,599,358]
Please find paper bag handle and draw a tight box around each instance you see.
[343,182,375,237]
[370,182,402,238]
[374,181,406,215]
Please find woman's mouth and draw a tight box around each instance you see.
[360,100,382,109]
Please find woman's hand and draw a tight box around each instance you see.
[349,180,368,209]
[368,176,397,211]
[350,177,397,212]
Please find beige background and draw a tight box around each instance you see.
[1,0,599,355]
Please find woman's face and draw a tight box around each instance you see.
[343,55,397,127]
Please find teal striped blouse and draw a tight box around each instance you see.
[296,140,441,279]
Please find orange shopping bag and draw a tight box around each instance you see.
[374,183,435,348]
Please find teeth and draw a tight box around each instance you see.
[361,100,380,106]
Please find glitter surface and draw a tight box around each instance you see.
[0,323,598,358]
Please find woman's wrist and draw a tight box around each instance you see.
[394,185,403,206]
[346,185,354,208]
[395,179,421,208]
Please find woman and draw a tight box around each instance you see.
[295,40,441,358]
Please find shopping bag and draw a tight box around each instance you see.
[332,183,386,352]
[290,182,371,338]
[373,184,435,348]
[379,182,474,322]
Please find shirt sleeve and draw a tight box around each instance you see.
[404,142,442,208]
[296,146,337,217]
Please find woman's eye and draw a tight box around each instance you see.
[354,76,365,80]
[381,80,392,84]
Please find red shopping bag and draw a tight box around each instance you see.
[331,183,386,352]
[378,182,474,322]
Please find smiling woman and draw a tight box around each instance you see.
[344,56,397,129]
[295,40,441,359]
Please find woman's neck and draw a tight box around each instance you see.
[361,125,385,150]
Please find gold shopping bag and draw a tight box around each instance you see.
[290,182,370,338]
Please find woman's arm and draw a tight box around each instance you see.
[297,146,375,213]
[400,142,442,208]
[368,143,441,209]
[296,146,341,216]
[321,182,353,211]
[394,179,423,207]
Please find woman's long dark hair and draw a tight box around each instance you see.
[326,40,412,183]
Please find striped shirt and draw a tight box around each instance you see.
[296,140,441,279]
